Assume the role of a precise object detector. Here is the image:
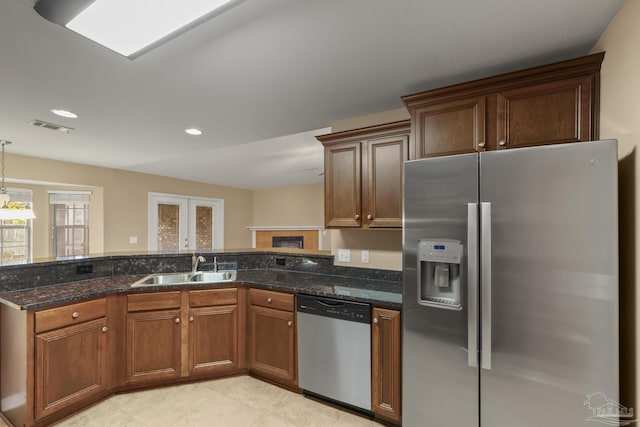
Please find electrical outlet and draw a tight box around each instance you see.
[338,249,351,262]
[361,250,369,263]
[76,264,93,274]
[129,236,138,244]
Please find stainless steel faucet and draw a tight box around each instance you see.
[192,254,205,273]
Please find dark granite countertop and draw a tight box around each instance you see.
[0,269,402,311]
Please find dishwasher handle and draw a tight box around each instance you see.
[317,299,346,307]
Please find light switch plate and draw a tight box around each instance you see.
[361,250,369,263]
[338,249,351,262]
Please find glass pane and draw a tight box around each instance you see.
[0,222,29,264]
[195,206,213,250]
[54,205,69,225]
[158,203,180,251]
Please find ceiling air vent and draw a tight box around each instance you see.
[28,119,74,134]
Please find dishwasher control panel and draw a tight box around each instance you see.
[297,294,371,324]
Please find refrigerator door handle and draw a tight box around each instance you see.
[467,203,478,368]
[480,202,492,370]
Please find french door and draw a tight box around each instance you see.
[148,193,224,251]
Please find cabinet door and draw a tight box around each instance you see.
[372,308,401,423]
[35,317,108,420]
[126,310,182,383]
[248,305,295,384]
[496,76,593,149]
[189,305,238,375]
[413,96,486,158]
[365,135,409,227]
[324,142,362,227]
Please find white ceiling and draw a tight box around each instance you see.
[0,0,623,190]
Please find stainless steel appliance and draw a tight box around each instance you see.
[297,294,372,412]
[403,140,619,427]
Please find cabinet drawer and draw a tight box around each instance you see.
[127,291,181,312]
[35,298,106,334]
[189,288,237,308]
[249,288,294,311]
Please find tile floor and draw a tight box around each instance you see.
[49,376,383,427]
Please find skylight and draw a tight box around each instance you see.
[65,0,235,58]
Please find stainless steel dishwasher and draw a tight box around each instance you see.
[297,294,372,412]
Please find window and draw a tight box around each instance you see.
[50,191,90,257]
[148,193,224,251]
[0,189,33,265]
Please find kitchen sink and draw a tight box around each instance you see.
[131,270,237,288]
[190,270,236,282]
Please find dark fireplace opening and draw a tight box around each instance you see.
[272,236,304,249]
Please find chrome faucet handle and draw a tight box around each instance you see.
[213,256,218,272]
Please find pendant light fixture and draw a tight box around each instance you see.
[0,141,36,220]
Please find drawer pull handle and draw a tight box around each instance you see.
[373,318,379,324]
[189,316,194,322]
[478,141,486,148]
[175,318,180,324]
[288,321,292,327]
[354,214,360,220]
[72,312,79,318]
[498,140,506,147]
[267,298,272,303]
[367,214,373,220]
[102,326,108,333]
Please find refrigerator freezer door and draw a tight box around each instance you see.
[479,140,619,427]
[403,153,479,427]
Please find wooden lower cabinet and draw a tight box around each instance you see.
[2,286,406,427]
[126,288,244,383]
[248,289,296,386]
[188,304,239,375]
[372,307,401,424]
[126,309,182,383]
[35,317,109,420]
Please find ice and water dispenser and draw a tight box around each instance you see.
[417,239,463,310]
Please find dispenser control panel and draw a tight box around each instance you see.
[418,240,462,264]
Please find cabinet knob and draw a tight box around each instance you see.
[354,214,360,220]
[267,297,272,303]
[72,312,79,318]
[498,140,506,147]
[101,326,108,333]
[175,318,180,324]
[367,214,373,220]
[478,142,486,148]
[189,316,194,322]
[373,318,379,324]
[288,321,292,327]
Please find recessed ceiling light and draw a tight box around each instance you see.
[185,128,203,136]
[51,109,78,119]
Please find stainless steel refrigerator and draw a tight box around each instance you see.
[402,140,619,427]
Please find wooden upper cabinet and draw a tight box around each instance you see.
[412,96,486,157]
[318,120,410,229]
[323,142,361,227]
[403,52,604,157]
[496,76,593,149]
[366,135,409,227]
